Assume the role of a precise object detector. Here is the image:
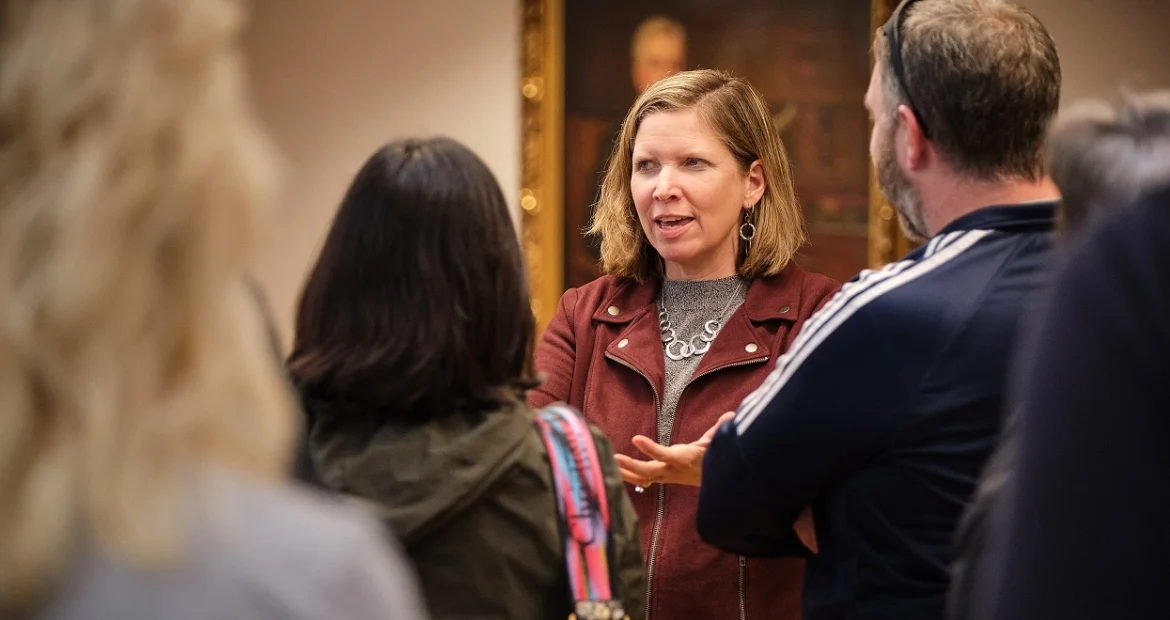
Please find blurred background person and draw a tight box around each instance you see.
[630,16,688,95]
[1046,92,1170,233]
[0,1,425,619]
[582,15,689,266]
[951,90,1170,620]
[287,138,645,620]
[532,69,840,620]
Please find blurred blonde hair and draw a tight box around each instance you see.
[591,69,806,282]
[0,0,294,612]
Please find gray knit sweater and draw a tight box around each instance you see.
[656,276,747,444]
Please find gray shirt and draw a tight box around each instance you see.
[32,470,428,620]
[656,276,747,444]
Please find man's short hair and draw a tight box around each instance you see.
[876,0,1061,181]
[1049,91,1170,234]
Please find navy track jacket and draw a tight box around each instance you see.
[698,203,1057,620]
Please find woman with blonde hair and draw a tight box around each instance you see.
[531,69,841,619]
[0,1,424,618]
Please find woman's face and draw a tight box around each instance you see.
[630,109,764,281]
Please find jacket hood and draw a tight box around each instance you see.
[305,397,536,545]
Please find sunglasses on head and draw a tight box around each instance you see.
[882,0,931,139]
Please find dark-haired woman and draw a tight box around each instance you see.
[287,138,645,620]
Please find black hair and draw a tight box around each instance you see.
[287,137,538,421]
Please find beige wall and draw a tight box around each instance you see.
[244,0,519,345]
[1018,0,1170,104]
[245,0,1170,347]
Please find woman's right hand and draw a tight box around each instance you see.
[614,411,736,488]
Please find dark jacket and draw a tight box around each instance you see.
[306,400,646,620]
[699,203,1058,620]
[986,192,1170,619]
[531,264,841,620]
[945,408,1020,620]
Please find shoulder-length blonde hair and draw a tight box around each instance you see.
[590,69,806,282]
[0,0,294,612]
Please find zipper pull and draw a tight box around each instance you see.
[739,556,746,567]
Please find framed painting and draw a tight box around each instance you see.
[521,0,911,332]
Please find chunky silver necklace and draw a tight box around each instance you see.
[658,280,745,361]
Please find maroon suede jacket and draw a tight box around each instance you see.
[530,263,841,620]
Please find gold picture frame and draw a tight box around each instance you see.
[521,0,908,333]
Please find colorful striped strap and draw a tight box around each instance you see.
[534,404,627,620]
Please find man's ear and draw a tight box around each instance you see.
[897,104,927,170]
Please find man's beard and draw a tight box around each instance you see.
[875,123,929,244]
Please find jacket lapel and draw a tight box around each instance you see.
[590,267,811,396]
[689,310,771,380]
[690,269,806,380]
[593,279,666,398]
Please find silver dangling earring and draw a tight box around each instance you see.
[739,207,757,252]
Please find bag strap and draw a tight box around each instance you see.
[534,404,628,620]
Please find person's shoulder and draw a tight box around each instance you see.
[760,262,841,294]
[193,472,422,618]
[556,275,644,318]
[792,259,939,344]
[213,473,382,547]
[569,274,637,301]
[801,269,843,297]
[1079,189,1170,262]
[1056,192,1170,329]
[745,263,839,322]
[853,231,1039,344]
[788,262,843,309]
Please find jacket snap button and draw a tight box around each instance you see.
[780,305,791,313]
[745,343,759,353]
[618,338,629,349]
[607,305,620,316]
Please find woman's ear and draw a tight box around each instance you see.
[744,160,766,208]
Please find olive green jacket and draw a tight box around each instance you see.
[307,400,645,620]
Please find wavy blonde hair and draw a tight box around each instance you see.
[0,0,294,612]
[591,69,806,282]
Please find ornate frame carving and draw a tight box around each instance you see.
[868,0,916,266]
[520,0,564,333]
[521,0,906,332]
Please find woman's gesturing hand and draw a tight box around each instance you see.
[614,411,736,489]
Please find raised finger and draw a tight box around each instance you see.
[615,453,666,479]
[631,435,681,463]
[617,466,644,486]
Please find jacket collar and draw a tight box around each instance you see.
[936,201,1058,236]
[591,263,810,326]
[591,264,812,391]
